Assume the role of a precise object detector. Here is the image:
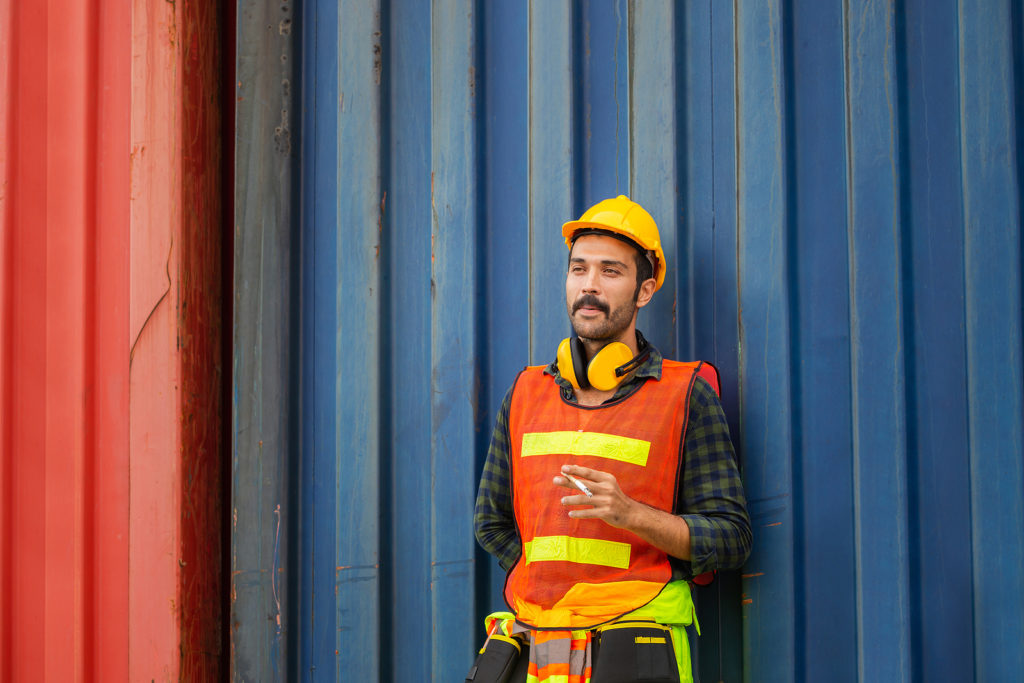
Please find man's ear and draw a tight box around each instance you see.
[635,279,657,308]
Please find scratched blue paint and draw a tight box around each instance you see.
[677,3,746,680]
[231,1,1024,681]
[789,3,857,678]
[959,0,1024,678]
[630,1,678,358]
[334,1,386,680]
[428,2,480,680]
[479,0,530,616]
[386,1,433,680]
[231,1,299,679]
[902,2,975,680]
[735,3,797,681]
[299,0,341,678]
[846,1,912,680]
[577,0,631,210]
[527,1,575,364]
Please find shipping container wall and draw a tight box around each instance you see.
[2,0,228,680]
[231,0,301,678]
[231,0,1024,681]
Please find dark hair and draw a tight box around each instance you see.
[633,248,654,292]
[569,228,656,297]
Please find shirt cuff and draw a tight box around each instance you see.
[680,514,718,576]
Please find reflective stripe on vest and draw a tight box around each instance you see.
[521,431,652,466]
[505,360,707,629]
[524,535,632,569]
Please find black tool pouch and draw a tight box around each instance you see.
[591,621,680,683]
[464,634,522,683]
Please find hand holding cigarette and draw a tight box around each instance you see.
[556,465,640,530]
[563,472,593,497]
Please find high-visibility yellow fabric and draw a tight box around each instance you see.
[628,581,698,682]
[520,430,651,466]
[630,580,698,629]
[524,535,632,569]
[511,580,668,628]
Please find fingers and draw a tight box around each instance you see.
[553,466,634,528]
[560,463,594,479]
[560,463,613,484]
[559,494,593,508]
[561,494,617,522]
[553,470,600,492]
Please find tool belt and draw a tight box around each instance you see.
[464,632,523,683]
[591,620,680,683]
[465,615,681,683]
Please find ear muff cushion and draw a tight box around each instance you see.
[587,342,634,391]
[556,338,582,390]
[571,336,590,390]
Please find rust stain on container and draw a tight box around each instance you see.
[177,0,228,678]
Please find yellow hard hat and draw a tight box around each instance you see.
[561,195,666,291]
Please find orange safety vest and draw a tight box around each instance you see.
[504,360,717,630]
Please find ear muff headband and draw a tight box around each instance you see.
[570,337,589,389]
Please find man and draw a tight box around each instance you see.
[470,196,751,683]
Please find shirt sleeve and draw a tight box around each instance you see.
[474,385,521,570]
[674,376,752,577]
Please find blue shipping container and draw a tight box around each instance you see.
[231,0,1024,680]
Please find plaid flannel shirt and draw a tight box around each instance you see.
[473,342,752,579]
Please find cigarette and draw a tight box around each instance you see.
[564,472,593,497]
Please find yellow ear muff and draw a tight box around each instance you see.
[556,338,637,392]
[556,337,582,390]
[586,342,634,391]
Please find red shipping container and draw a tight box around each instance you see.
[1,0,227,680]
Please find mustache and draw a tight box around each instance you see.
[572,295,610,315]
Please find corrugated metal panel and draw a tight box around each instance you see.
[1,1,132,678]
[960,3,1024,679]
[2,1,228,680]
[231,0,1024,680]
[844,2,911,680]
[130,0,228,677]
[231,0,299,678]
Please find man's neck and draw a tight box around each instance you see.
[579,325,639,363]
[572,327,644,406]
[573,385,617,407]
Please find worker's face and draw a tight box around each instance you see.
[566,235,653,342]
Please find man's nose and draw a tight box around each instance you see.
[581,269,600,292]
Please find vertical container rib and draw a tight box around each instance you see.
[958,1,1024,679]
[845,1,912,680]
[735,1,797,679]
[429,4,480,677]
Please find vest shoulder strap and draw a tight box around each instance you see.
[662,359,721,398]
